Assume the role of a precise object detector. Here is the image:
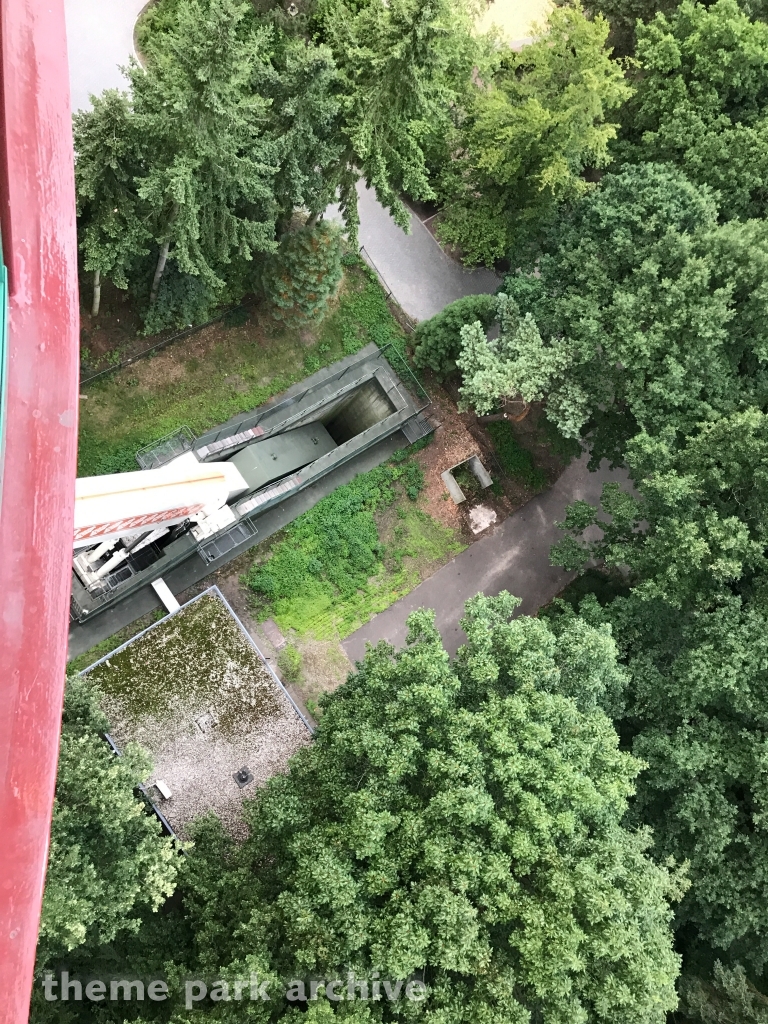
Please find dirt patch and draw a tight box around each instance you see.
[412,377,516,538]
[292,638,353,705]
[412,377,575,542]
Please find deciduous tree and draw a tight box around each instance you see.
[37,677,178,966]
[620,0,768,221]
[499,163,768,461]
[180,596,682,1023]
[550,411,768,969]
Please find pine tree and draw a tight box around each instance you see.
[262,220,343,320]
[73,90,152,317]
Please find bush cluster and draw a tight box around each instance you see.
[412,293,497,376]
[486,420,547,490]
[245,453,424,607]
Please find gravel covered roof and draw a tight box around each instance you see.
[86,589,311,839]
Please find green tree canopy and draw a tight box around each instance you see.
[412,292,498,376]
[131,0,281,323]
[314,0,481,240]
[75,0,282,330]
[620,0,768,221]
[179,595,681,1023]
[37,677,178,967]
[497,163,768,461]
[681,961,768,1022]
[73,90,153,316]
[438,2,631,266]
[550,410,768,969]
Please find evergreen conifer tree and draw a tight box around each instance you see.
[262,221,343,320]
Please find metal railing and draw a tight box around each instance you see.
[136,425,195,470]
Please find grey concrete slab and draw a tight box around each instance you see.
[342,454,631,664]
[64,0,146,112]
[327,182,501,322]
[68,433,406,660]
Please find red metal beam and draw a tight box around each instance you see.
[0,0,80,1017]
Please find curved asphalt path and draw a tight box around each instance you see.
[326,183,500,322]
[65,0,146,113]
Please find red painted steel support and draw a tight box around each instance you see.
[0,0,80,1018]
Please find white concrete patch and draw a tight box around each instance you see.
[64,0,147,112]
[469,505,497,534]
[151,578,180,614]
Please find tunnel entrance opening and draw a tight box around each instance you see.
[321,378,396,445]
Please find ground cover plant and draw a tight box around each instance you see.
[244,443,464,640]
[78,264,405,476]
[486,419,548,489]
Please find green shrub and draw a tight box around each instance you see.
[262,221,343,322]
[486,420,547,490]
[413,293,498,376]
[277,644,303,684]
[139,263,221,336]
[223,305,249,328]
[245,453,425,609]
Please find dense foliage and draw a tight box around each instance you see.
[550,411,768,972]
[262,221,343,321]
[37,677,177,966]
[486,419,547,489]
[480,163,768,461]
[412,293,497,376]
[681,961,768,1022]
[437,2,631,265]
[64,0,768,1017]
[619,0,768,222]
[76,0,482,329]
[174,595,681,1023]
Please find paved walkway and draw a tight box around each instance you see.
[328,183,500,322]
[343,454,630,664]
[65,0,146,112]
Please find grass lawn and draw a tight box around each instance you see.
[78,262,405,476]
